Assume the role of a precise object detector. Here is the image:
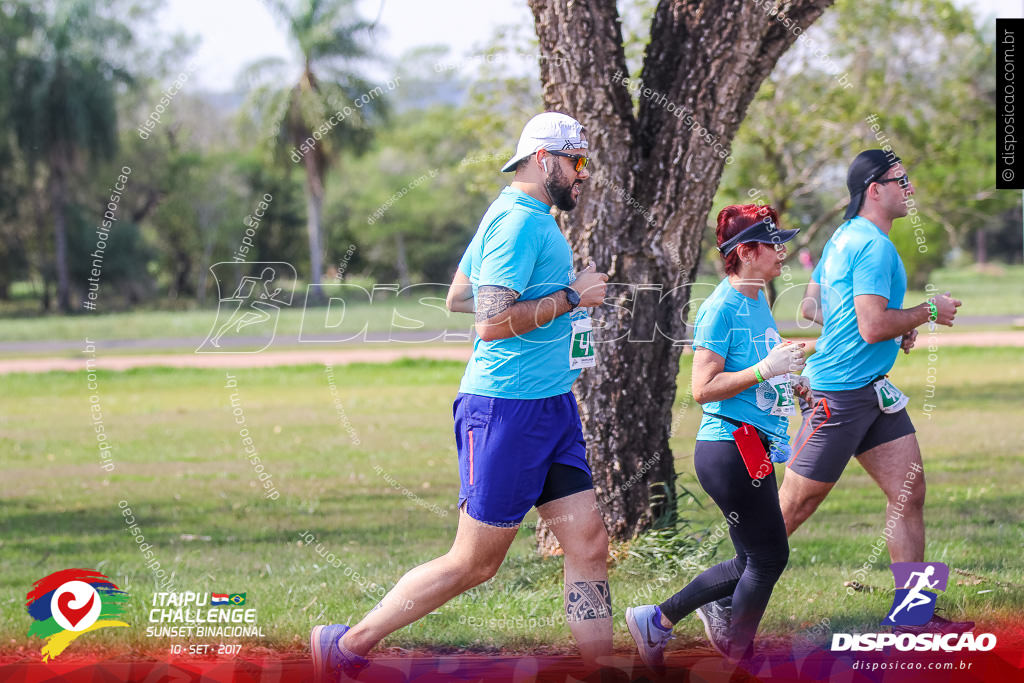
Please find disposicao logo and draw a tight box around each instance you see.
[831,562,996,653]
[26,569,130,661]
[884,562,946,626]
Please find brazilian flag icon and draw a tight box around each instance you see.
[229,593,246,605]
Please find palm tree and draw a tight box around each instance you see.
[242,0,384,301]
[11,0,133,312]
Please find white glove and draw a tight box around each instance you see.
[755,341,805,380]
[791,374,813,406]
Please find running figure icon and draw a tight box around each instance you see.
[209,267,287,347]
[886,565,939,623]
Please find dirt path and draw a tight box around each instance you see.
[0,346,474,374]
[2,331,1021,374]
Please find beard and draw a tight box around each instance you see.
[544,162,581,211]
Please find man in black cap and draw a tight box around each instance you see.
[782,150,970,633]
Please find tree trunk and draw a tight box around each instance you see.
[304,155,325,304]
[172,252,192,300]
[974,228,986,264]
[197,222,216,304]
[48,155,72,313]
[41,272,52,312]
[528,0,833,543]
[395,232,410,290]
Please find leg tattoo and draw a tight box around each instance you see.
[565,580,611,622]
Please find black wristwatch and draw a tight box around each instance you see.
[563,287,581,310]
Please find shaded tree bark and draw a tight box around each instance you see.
[169,249,193,300]
[48,147,71,313]
[528,0,833,546]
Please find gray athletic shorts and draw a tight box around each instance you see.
[788,381,916,483]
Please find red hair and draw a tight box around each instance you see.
[716,203,781,275]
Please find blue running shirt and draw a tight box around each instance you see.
[693,278,789,444]
[457,187,588,399]
[803,217,907,391]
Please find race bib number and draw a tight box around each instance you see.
[768,373,796,417]
[569,316,596,369]
[873,376,909,414]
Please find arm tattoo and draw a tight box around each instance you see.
[475,285,519,323]
[565,580,611,622]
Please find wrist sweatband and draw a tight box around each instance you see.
[927,300,938,322]
[754,366,764,383]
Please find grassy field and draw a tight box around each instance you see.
[904,263,1024,317]
[0,265,1020,349]
[1,349,1022,658]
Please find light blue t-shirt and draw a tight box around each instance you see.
[457,187,586,399]
[804,216,907,391]
[693,278,790,445]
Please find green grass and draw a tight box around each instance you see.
[905,263,1024,318]
[1,350,1022,657]
[774,263,1024,319]
[763,264,1024,334]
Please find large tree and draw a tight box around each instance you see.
[527,0,833,540]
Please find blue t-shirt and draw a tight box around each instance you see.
[457,187,587,399]
[693,278,790,444]
[804,217,907,391]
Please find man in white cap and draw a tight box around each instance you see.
[310,112,612,680]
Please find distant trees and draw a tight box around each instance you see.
[242,0,384,301]
[717,0,1017,286]
[0,0,1013,315]
[0,1,34,302]
[9,0,138,311]
[325,50,532,287]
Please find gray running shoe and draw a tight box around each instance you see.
[695,597,733,657]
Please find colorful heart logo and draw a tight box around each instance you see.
[27,569,130,661]
[56,591,95,629]
[48,581,101,632]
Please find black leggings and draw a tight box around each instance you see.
[659,439,789,657]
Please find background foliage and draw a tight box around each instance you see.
[0,0,1016,316]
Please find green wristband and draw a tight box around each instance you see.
[927,300,938,322]
[754,366,764,383]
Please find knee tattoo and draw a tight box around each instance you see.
[565,580,611,622]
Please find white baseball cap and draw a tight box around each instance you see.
[501,112,588,172]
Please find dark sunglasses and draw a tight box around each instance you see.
[873,173,910,187]
[548,150,590,173]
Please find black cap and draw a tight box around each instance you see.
[843,149,902,220]
[717,217,799,256]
